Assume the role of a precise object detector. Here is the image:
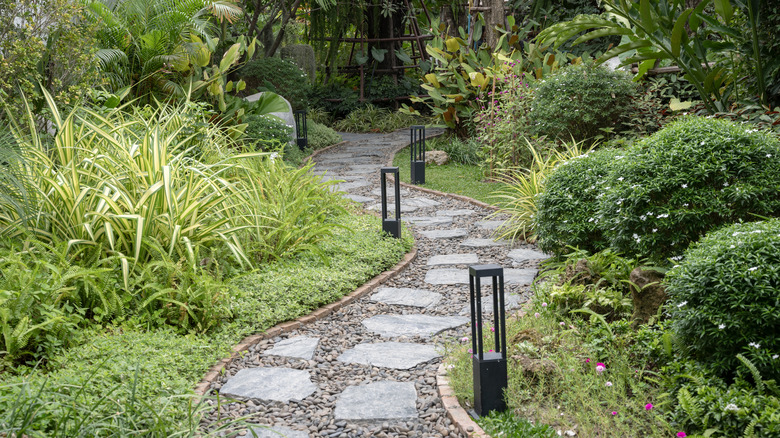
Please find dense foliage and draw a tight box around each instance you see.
[599,116,780,262]
[666,219,780,381]
[240,57,310,110]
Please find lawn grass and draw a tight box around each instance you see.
[392,146,502,205]
[0,212,412,434]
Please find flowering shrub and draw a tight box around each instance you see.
[243,114,292,152]
[528,62,638,141]
[535,148,619,255]
[666,219,780,381]
[598,116,780,262]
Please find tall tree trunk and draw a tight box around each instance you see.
[265,0,302,57]
[485,0,506,49]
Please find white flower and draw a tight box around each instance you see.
[773,354,779,360]
[749,342,761,349]
[681,184,688,188]
[618,177,624,181]
[767,154,772,158]
[724,403,739,412]
[677,301,688,308]
[748,267,758,272]
[718,324,726,329]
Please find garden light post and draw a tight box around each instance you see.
[380,167,401,238]
[410,125,425,185]
[294,110,308,151]
[468,264,508,416]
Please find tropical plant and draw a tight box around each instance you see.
[239,56,310,110]
[537,0,777,112]
[333,105,423,133]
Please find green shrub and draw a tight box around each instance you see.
[308,81,361,119]
[665,219,780,381]
[243,113,292,151]
[239,57,310,110]
[528,62,638,141]
[307,120,342,150]
[333,105,423,133]
[598,116,780,262]
[535,148,619,255]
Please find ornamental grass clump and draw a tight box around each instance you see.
[666,219,780,381]
[534,148,620,256]
[598,116,780,262]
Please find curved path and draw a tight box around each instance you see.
[205,130,549,437]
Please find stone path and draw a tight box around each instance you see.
[205,130,550,437]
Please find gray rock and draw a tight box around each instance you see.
[419,229,469,239]
[504,268,538,285]
[219,368,316,402]
[435,209,476,217]
[424,268,469,285]
[334,180,371,192]
[362,314,468,338]
[337,342,440,369]
[371,188,411,197]
[343,194,374,203]
[427,254,479,266]
[245,93,295,144]
[460,238,508,248]
[248,425,309,438]
[475,220,505,230]
[425,150,449,166]
[367,203,419,213]
[459,293,525,316]
[264,336,319,360]
[370,287,442,308]
[334,381,418,421]
[403,216,453,227]
[403,198,441,208]
[507,248,551,262]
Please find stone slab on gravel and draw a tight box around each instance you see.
[403,198,441,208]
[334,381,418,421]
[219,368,316,402]
[403,216,453,227]
[337,342,440,369]
[343,194,374,203]
[427,254,479,266]
[367,203,418,213]
[248,425,308,438]
[459,293,525,316]
[264,336,319,360]
[508,248,551,262]
[362,314,468,338]
[334,180,371,191]
[370,287,442,308]
[460,238,508,248]
[505,268,538,285]
[475,220,505,230]
[424,268,469,285]
[370,188,411,197]
[419,229,469,240]
[435,209,476,217]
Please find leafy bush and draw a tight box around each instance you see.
[598,116,780,262]
[333,105,424,133]
[308,121,342,150]
[528,62,638,141]
[240,57,310,110]
[428,135,481,166]
[308,81,361,119]
[665,219,780,381]
[535,148,619,256]
[243,113,292,151]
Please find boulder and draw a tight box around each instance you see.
[244,92,296,144]
[425,150,449,166]
[629,267,667,327]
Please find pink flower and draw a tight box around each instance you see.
[534,312,540,318]
[596,364,606,374]
[677,433,687,438]
[468,348,473,353]
[611,411,617,416]
[461,337,468,342]
[490,327,495,332]
[542,302,548,307]
[585,358,590,363]
[559,322,566,326]
[645,403,653,411]
[605,381,613,387]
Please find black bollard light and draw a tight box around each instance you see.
[410,125,425,185]
[380,167,401,238]
[294,110,308,151]
[468,264,508,416]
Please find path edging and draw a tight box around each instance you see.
[194,246,418,396]
[436,363,490,438]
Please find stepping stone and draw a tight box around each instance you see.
[460,238,508,248]
[320,153,352,160]
[248,425,308,438]
[476,220,505,230]
[349,164,379,172]
[371,188,411,197]
[362,314,468,338]
[343,194,374,203]
[370,287,442,308]
[436,209,476,217]
[367,203,419,213]
[334,381,418,421]
[427,254,479,266]
[459,293,525,316]
[219,368,315,402]
[403,216,453,227]
[338,342,440,369]
[403,198,441,208]
[264,336,319,360]
[346,167,376,174]
[504,268,538,285]
[419,229,469,239]
[334,180,371,191]
[508,248,551,262]
[424,268,469,285]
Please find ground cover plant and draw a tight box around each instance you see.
[333,105,426,133]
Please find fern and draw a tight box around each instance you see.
[736,354,765,394]
[678,387,704,424]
